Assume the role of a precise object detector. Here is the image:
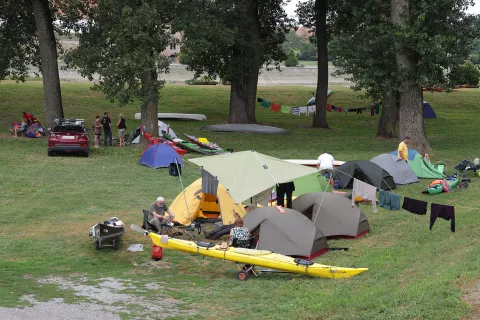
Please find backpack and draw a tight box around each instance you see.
[169,162,181,177]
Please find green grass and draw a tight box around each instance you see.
[1,81,480,319]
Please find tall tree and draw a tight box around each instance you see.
[297,0,329,128]
[63,0,176,138]
[176,0,292,123]
[0,0,64,128]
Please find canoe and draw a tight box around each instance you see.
[148,233,368,279]
[134,113,206,121]
[284,159,345,167]
[163,132,230,156]
[184,133,224,151]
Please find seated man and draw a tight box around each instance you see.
[148,196,175,233]
[229,218,250,248]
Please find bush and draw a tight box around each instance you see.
[285,49,299,67]
[449,60,480,86]
[179,51,189,65]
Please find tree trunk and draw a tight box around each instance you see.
[376,92,399,138]
[313,0,329,128]
[391,0,429,153]
[228,0,259,124]
[229,78,252,124]
[31,0,64,129]
[140,70,159,143]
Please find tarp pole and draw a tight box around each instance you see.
[175,158,191,222]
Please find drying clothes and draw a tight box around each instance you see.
[375,103,380,114]
[270,103,281,112]
[430,203,455,232]
[298,106,308,115]
[257,97,263,102]
[201,169,219,196]
[327,104,332,112]
[276,182,295,209]
[261,100,270,108]
[379,189,401,210]
[281,105,291,113]
[291,107,300,116]
[338,107,342,112]
[370,106,374,116]
[402,197,427,215]
[352,178,377,213]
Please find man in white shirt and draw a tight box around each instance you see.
[317,153,335,184]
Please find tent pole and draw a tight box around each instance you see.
[175,158,191,222]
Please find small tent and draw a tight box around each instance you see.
[423,101,437,119]
[389,149,419,161]
[169,178,245,225]
[243,207,328,258]
[292,173,332,196]
[370,154,419,185]
[292,193,370,238]
[333,160,396,189]
[408,154,445,179]
[138,144,183,169]
[130,120,177,144]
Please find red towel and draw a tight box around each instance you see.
[327,104,332,112]
[271,103,281,112]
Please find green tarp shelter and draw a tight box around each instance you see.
[408,154,445,179]
[189,150,317,203]
[292,173,332,196]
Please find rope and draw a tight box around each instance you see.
[251,150,280,187]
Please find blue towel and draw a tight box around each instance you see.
[379,190,401,210]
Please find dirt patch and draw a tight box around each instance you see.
[462,279,480,319]
[0,275,195,320]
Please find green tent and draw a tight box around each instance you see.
[408,154,445,179]
[292,173,332,196]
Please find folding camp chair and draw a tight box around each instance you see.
[454,160,477,183]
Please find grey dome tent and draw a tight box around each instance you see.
[292,193,370,238]
[333,160,396,189]
[243,207,328,259]
[370,154,419,185]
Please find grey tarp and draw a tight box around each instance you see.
[333,160,396,190]
[370,154,419,185]
[243,207,328,258]
[292,192,370,238]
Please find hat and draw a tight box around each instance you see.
[156,196,165,202]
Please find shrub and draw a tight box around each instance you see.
[285,49,299,67]
[449,60,480,86]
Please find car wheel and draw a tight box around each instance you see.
[48,150,54,157]
[113,237,120,250]
[95,240,101,250]
[84,149,90,157]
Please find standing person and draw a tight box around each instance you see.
[149,196,176,232]
[398,136,410,161]
[101,112,112,147]
[117,113,127,147]
[93,116,102,148]
[22,112,34,126]
[317,152,335,185]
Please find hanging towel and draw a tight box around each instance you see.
[257,97,263,102]
[375,103,380,114]
[271,103,281,112]
[343,108,348,114]
[327,104,332,112]
[402,197,427,215]
[370,105,374,116]
[261,100,270,108]
[430,203,455,232]
[299,106,308,115]
[338,107,342,112]
[352,178,377,213]
[201,169,219,196]
[281,105,291,113]
[379,190,401,210]
[291,106,300,116]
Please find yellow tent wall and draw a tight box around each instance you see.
[170,178,246,225]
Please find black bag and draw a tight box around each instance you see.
[169,162,181,176]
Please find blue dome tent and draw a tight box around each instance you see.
[423,101,437,119]
[139,144,183,169]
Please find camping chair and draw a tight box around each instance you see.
[454,160,477,182]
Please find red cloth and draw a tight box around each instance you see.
[271,103,281,112]
[338,108,342,112]
[327,104,332,112]
[370,106,374,116]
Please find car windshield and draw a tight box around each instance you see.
[53,125,85,133]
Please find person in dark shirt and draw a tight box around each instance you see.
[101,112,112,147]
[116,113,127,147]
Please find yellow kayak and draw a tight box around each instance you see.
[148,233,368,279]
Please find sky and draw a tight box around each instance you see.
[284,0,480,16]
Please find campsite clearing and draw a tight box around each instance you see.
[1,82,480,319]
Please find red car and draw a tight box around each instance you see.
[48,119,90,157]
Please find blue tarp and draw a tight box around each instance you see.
[139,144,182,169]
[390,149,419,161]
